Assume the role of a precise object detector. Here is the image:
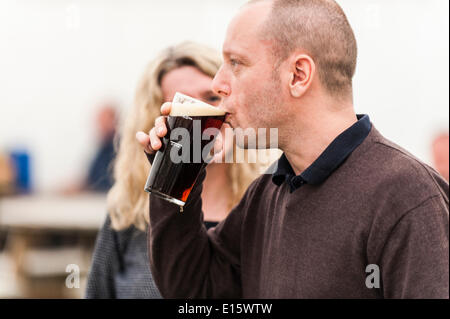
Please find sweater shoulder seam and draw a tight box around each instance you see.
[375,194,443,265]
[373,141,448,203]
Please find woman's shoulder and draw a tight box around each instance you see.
[101,214,147,254]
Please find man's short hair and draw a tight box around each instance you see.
[256,0,357,97]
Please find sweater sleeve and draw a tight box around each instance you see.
[379,195,449,299]
[148,169,253,298]
[85,215,119,299]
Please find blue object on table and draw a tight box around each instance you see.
[10,150,32,193]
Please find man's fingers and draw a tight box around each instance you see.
[135,131,154,154]
[154,116,168,137]
[149,127,162,150]
[135,103,170,155]
[161,102,172,116]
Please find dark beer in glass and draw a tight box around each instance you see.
[145,94,225,207]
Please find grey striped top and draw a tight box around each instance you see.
[85,215,218,299]
[85,215,162,299]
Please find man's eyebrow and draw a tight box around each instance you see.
[223,49,250,61]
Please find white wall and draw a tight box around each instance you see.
[342,0,449,163]
[0,0,448,192]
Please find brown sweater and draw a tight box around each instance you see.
[148,126,449,299]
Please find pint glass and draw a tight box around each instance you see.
[144,93,226,207]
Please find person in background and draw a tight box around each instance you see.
[85,42,261,298]
[61,103,118,194]
[85,104,118,192]
[432,132,449,182]
[0,153,14,196]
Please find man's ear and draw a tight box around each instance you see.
[289,54,315,98]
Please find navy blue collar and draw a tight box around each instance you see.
[272,114,372,192]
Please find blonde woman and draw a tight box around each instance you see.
[85,42,261,298]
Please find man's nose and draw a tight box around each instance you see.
[212,65,231,98]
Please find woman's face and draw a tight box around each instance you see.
[160,65,233,163]
[161,65,221,106]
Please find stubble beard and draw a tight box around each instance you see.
[233,76,282,149]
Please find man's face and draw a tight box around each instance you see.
[212,1,286,139]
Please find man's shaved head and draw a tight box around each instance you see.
[249,0,357,97]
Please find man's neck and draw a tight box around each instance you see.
[280,103,357,176]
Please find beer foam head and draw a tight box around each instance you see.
[170,93,225,117]
[170,103,226,116]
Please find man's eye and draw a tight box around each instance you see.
[230,59,240,67]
